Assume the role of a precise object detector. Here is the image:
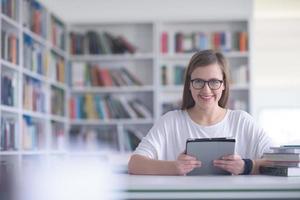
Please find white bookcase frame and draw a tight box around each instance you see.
[0,0,252,171]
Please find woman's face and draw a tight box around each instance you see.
[189,62,225,110]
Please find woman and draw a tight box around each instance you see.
[128,50,273,175]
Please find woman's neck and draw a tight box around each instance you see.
[187,106,226,126]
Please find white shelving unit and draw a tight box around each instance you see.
[67,19,251,160]
[0,0,68,178]
[67,22,155,156]
[1,0,252,173]
[157,20,251,116]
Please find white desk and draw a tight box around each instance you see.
[120,175,300,199]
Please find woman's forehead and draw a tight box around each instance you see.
[191,63,223,78]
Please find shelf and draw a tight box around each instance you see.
[50,114,67,123]
[161,85,184,93]
[22,68,47,82]
[0,151,19,155]
[69,53,154,61]
[1,13,20,29]
[50,80,68,90]
[70,118,154,125]
[0,105,19,114]
[230,84,249,90]
[22,27,47,46]
[22,110,47,119]
[1,59,20,69]
[20,151,49,155]
[50,45,67,58]
[71,85,154,93]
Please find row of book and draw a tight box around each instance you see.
[1,117,18,151]
[23,33,48,76]
[49,51,65,83]
[72,63,143,87]
[230,65,249,85]
[69,95,152,120]
[1,30,19,64]
[260,145,300,176]
[228,99,248,111]
[162,101,182,115]
[51,87,65,116]
[24,34,66,82]
[23,76,46,113]
[50,16,65,50]
[23,0,47,38]
[22,115,44,150]
[1,69,17,107]
[69,126,146,152]
[1,0,18,20]
[51,121,65,150]
[124,128,146,151]
[161,65,186,86]
[161,31,248,54]
[69,31,137,55]
[69,127,119,151]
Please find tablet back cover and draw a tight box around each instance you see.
[186,138,235,175]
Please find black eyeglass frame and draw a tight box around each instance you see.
[190,78,224,90]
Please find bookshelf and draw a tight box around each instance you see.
[0,0,252,174]
[157,20,251,116]
[68,23,154,155]
[67,19,251,160]
[0,0,68,179]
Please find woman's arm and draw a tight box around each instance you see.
[213,155,270,175]
[128,153,201,175]
[251,159,270,174]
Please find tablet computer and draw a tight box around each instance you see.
[185,137,235,175]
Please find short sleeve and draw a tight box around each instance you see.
[133,114,170,159]
[237,111,274,159]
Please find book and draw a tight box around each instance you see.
[161,32,168,54]
[262,153,300,162]
[267,161,300,168]
[260,166,300,177]
[270,146,300,154]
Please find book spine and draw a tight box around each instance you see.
[259,166,288,176]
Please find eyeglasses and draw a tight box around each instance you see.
[190,78,223,90]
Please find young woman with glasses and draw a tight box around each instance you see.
[128,50,273,175]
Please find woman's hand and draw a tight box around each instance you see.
[213,154,244,175]
[174,152,201,175]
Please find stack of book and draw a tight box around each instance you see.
[260,145,300,176]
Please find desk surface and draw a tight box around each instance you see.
[120,174,300,199]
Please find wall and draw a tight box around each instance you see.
[252,0,300,119]
[41,0,252,23]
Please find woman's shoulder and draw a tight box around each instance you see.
[228,109,254,122]
[161,109,186,120]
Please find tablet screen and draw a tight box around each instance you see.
[186,138,235,175]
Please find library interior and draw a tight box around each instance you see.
[0,0,300,199]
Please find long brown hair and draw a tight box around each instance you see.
[181,50,230,110]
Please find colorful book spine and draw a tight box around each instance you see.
[49,51,65,83]
[69,95,152,120]
[23,34,48,76]
[51,87,65,116]
[22,115,44,150]
[51,16,65,50]
[173,31,247,53]
[0,117,18,151]
[1,30,19,64]
[23,76,46,113]
[71,63,143,87]
[69,31,137,55]
[1,0,18,20]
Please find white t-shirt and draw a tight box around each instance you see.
[134,109,273,161]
